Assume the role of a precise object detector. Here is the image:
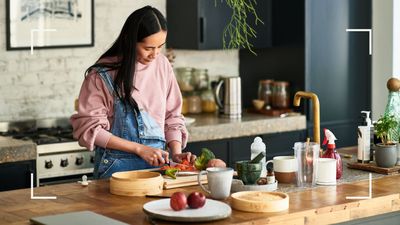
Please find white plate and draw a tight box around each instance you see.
[184,117,196,126]
[143,199,231,222]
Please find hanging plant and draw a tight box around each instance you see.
[219,0,263,55]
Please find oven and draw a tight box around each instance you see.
[0,119,94,186]
[36,141,94,186]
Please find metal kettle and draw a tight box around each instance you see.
[214,77,242,118]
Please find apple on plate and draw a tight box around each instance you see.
[187,192,206,209]
[170,192,187,211]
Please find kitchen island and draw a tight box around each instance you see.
[1,165,399,225]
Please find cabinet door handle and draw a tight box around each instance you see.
[200,17,205,43]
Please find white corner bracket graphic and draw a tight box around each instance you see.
[346,173,372,200]
[31,173,57,200]
[346,29,372,55]
[30,29,57,55]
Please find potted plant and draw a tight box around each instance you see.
[374,114,399,168]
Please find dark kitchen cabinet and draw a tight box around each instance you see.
[186,139,229,164]
[0,160,36,191]
[240,0,371,148]
[166,0,273,49]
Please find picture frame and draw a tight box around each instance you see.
[6,0,94,50]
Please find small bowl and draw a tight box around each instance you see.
[235,160,262,185]
[252,99,265,110]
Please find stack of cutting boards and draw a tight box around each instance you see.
[163,173,207,189]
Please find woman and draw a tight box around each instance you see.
[71,6,194,179]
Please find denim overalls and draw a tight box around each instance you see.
[93,67,166,179]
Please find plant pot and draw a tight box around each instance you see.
[374,143,398,168]
[397,144,400,166]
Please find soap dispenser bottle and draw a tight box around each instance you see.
[358,111,372,163]
[361,111,374,162]
[251,137,266,177]
[322,128,343,179]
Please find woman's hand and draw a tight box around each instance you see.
[137,146,169,167]
[171,152,196,164]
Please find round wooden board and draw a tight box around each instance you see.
[231,191,289,212]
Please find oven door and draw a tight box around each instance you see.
[36,142,94,186]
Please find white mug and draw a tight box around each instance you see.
[198,167,233,200]
[266,156,297,183]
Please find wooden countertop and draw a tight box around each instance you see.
[1,174,399,225]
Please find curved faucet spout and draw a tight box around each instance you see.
[293,91,320,145]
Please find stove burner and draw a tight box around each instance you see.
[2,127,75,144]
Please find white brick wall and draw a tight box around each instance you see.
[0,0,238,121]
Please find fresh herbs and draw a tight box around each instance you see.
[374,114,399,145]
[219,0,263,55]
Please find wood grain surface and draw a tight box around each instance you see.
[347,162,400,175]
[0,174,399,225]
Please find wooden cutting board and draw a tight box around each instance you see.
[347,162,400,175]
[163,174,207,189]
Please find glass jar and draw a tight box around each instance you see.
[201,88,217,113]
[187,93,202,114]
[272,81,290,109]
[181,94,189,115]
[258,79,273,109]
[192,68,209,91]
[175,67,194,92]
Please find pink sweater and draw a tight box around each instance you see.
[70,54,187,151]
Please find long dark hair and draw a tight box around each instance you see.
[86,6,167,110]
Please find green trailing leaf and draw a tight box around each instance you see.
[217,0,264,55]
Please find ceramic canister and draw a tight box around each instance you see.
[316,158,336,185]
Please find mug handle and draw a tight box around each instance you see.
[198,170,210,194]
[266,160,273,171]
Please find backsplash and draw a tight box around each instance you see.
[0,0,238,121]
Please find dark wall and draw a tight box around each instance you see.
[240,47,305,109]
[240,0,371,147]
[305,0,371,147]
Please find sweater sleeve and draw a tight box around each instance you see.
[164,63,189,149]
[70,71,114,151]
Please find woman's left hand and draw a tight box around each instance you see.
[172,152,196,164]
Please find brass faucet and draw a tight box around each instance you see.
[293,91,320,145]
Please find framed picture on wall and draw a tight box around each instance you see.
[6,0,94,50]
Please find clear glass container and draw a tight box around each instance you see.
[258,79,273,109]
[181,94,188,115]
[175,67,194,92]
[272,81,290,109]
[192,68,209,91]
[187,92,202,114]
[201,88,217,113]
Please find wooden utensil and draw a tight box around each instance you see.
[163,174,207,189]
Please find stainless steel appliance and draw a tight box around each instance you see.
[0,119,94,186]
[214,77,242,118]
